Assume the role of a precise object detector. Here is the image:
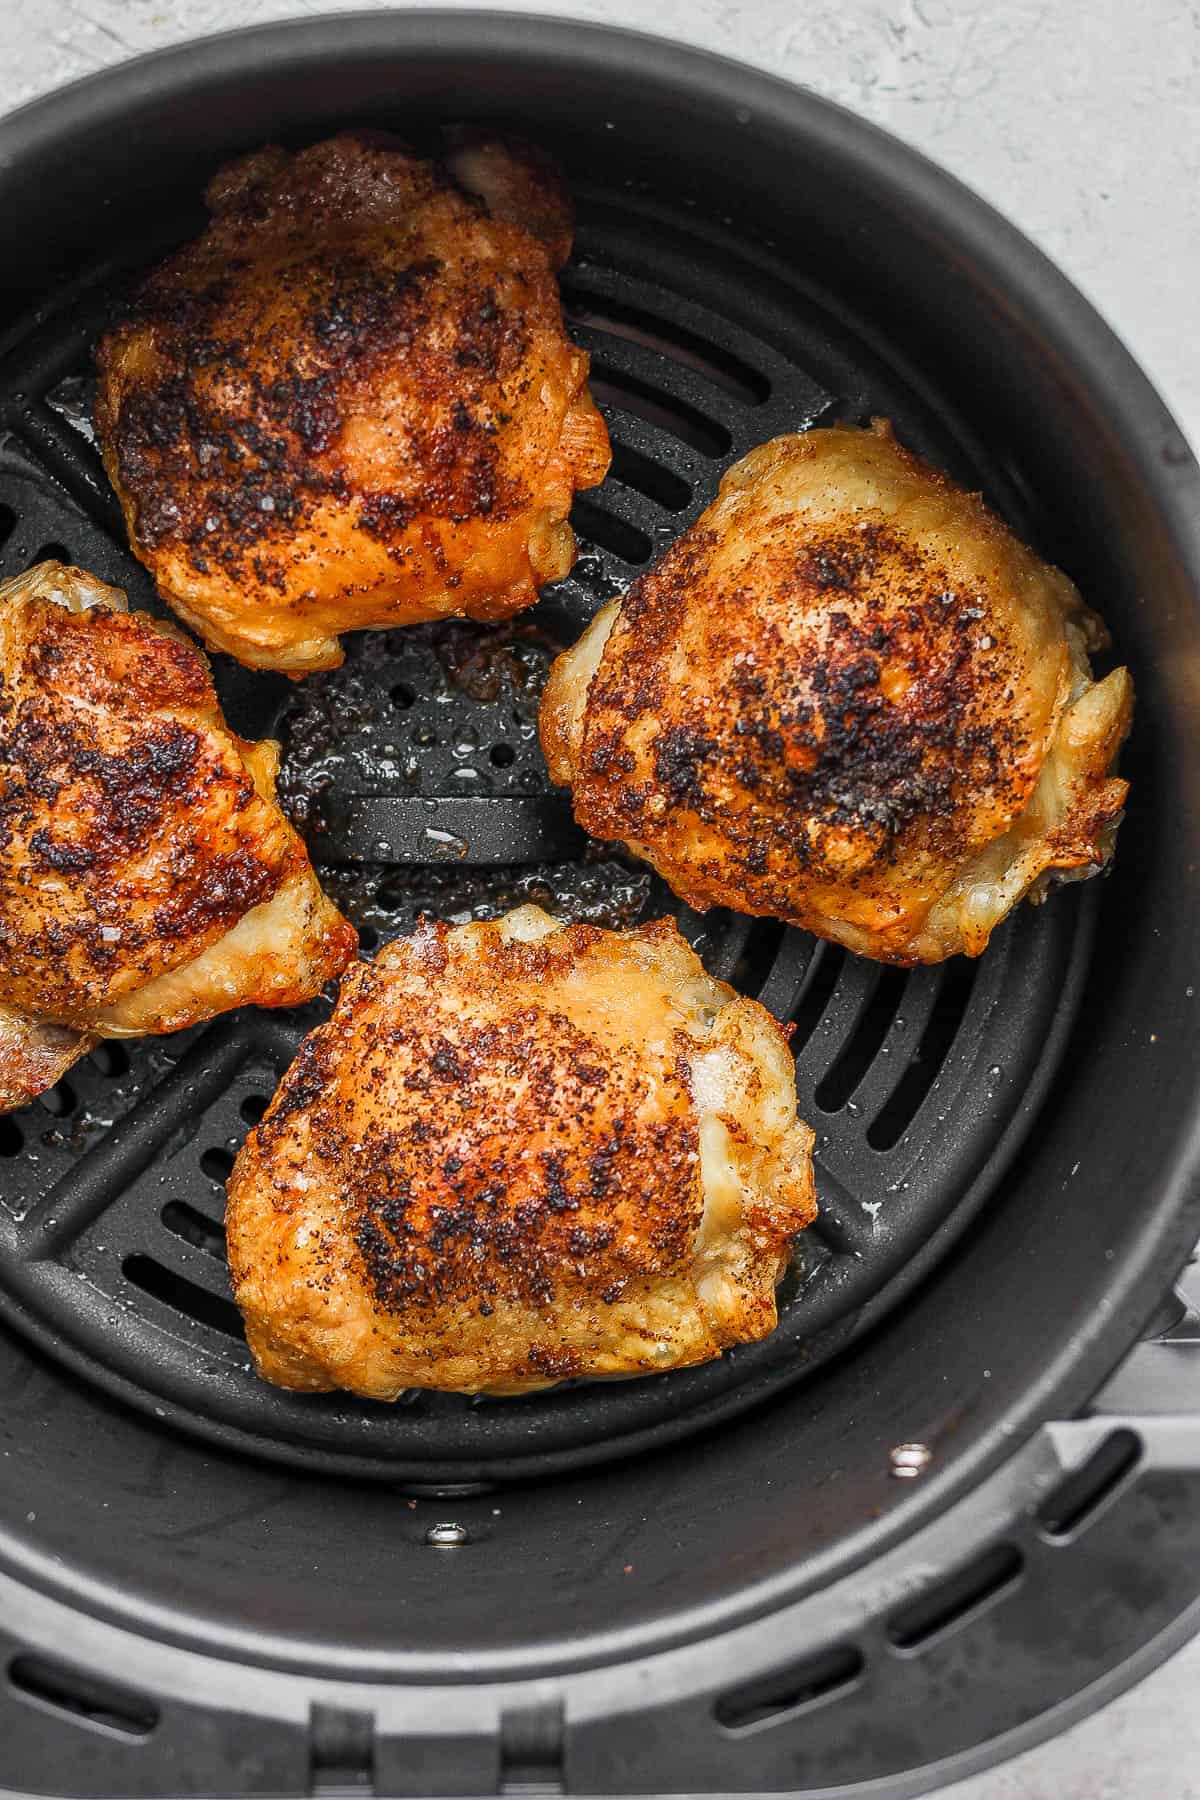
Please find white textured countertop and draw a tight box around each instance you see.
[2,3,1196,1795]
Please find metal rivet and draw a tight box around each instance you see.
[889,1442,932,1479]
[425,1521,470,1547]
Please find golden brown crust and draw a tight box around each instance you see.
[94,132,610,674]
[0,563,356,1107]
[0,1003,92,1113]
[542,423,1133,963]
[227,906,816,1397]
[442,127,576,269]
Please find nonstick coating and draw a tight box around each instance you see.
[0,7,1197,1750]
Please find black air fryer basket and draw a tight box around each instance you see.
[1,15,1199,1799]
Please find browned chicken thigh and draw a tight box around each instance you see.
[94,131,610,675]
[0,562,356,1112]
[226,905,816,1397]
[542,423,1133,964]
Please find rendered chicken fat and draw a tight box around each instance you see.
[226,906,817,1397]
[541,423,1133,964]
[94,132,610,675]
[0,561,356,1112]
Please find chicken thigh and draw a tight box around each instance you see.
[94,131,610,675]
[541,423,1133,964]
[226,905,816,1397]
[0,562,356,1111]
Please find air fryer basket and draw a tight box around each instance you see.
[1,14,1199,1799]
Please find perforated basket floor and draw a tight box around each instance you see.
[0,181,1095,1482]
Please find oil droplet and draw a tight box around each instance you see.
[425,1519,470,1546]
[889,1442,932,1479]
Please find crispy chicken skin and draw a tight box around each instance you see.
[226,905,816,1398]
[542,423,1133,964]
[93,132,610,676]
[0,562,356,1112]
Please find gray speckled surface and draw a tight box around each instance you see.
[1,3,1197,1795]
